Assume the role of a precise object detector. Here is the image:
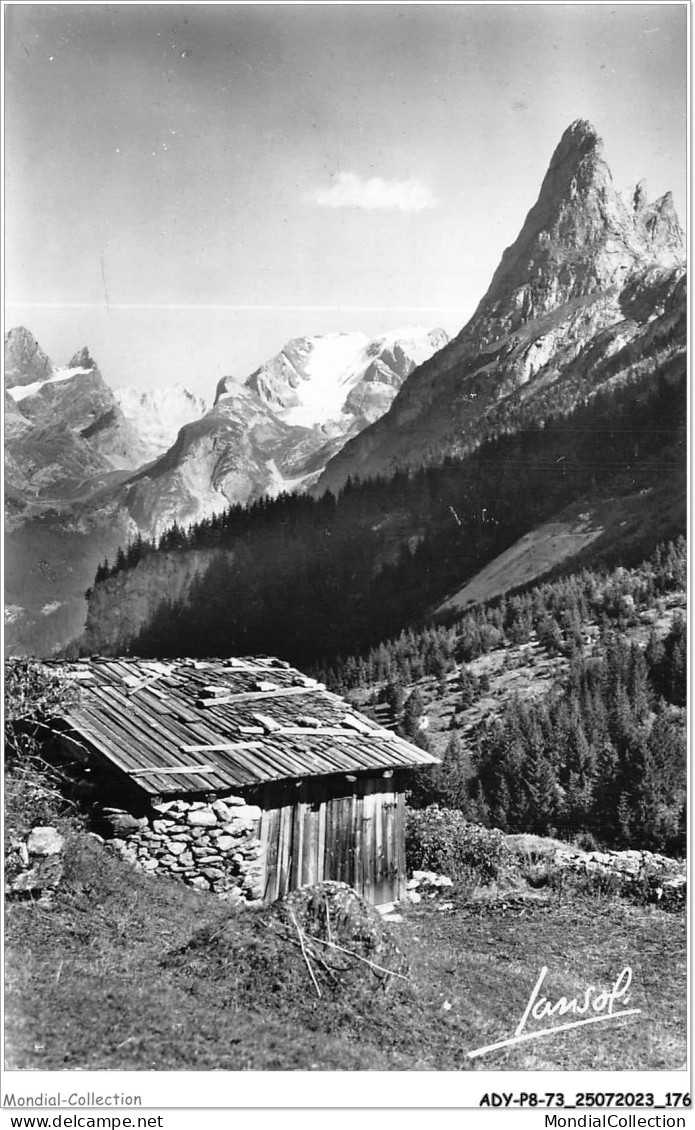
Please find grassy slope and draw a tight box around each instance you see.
[433,477,686,620]
[5,828,685,1071]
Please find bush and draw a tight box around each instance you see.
[4,660,82,842]
[5,660,78,760]
[405,805,511,885]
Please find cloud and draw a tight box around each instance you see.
[311,172,437,213]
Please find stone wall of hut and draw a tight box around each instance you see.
[102,795,265,904]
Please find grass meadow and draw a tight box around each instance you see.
[5,828,685,1072]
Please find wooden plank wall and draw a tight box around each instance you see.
[257,774,406,906]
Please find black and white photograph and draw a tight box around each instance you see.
[2,0,688,1108]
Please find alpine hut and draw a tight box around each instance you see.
[43,656,440,906]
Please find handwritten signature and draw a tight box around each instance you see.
[468,965,640,1059]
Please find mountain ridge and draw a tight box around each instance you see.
[4,324,449,653]
[3,329,211,656]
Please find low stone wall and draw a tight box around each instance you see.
[103,796,265,904]
[550,847,686,904]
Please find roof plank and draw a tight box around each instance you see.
[196,684,326,708]
[130,764,218,777]
[180,742,264,754]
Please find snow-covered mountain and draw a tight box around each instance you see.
[3,329,208,656]
[244,327,449,433]
[114,385,208,466]
[117,326,449,538]
[5,333,210,497]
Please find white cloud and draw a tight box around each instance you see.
[311,172,437,213]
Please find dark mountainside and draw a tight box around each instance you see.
[78,119,686,666]
[80,368,685,662]
[316,120,684,494]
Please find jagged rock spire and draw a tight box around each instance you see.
[68,346,97,370]
[465,119,684,342]
[640,191,684,257]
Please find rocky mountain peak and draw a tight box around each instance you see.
[4,326,54,388]
[5,325,42,352]
[521,118,611,219]
[639,190,684,257]
[548,117,601,160]
[632,179,649,213]
[459,120,683,344]
[68,346,97,371]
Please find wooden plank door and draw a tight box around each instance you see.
[359,781,401,906]
[260,778,405,907]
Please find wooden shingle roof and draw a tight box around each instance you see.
[42,657,439,797]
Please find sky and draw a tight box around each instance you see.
[4,3,688,400]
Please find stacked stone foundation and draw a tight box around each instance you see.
[103,796,265,904]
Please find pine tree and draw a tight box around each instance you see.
[471,781,491,826]
[383,679,404,718]
[402,688,425,739]
[438,733,469,809]
[94,558,110,585]
[491,776,512,832]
